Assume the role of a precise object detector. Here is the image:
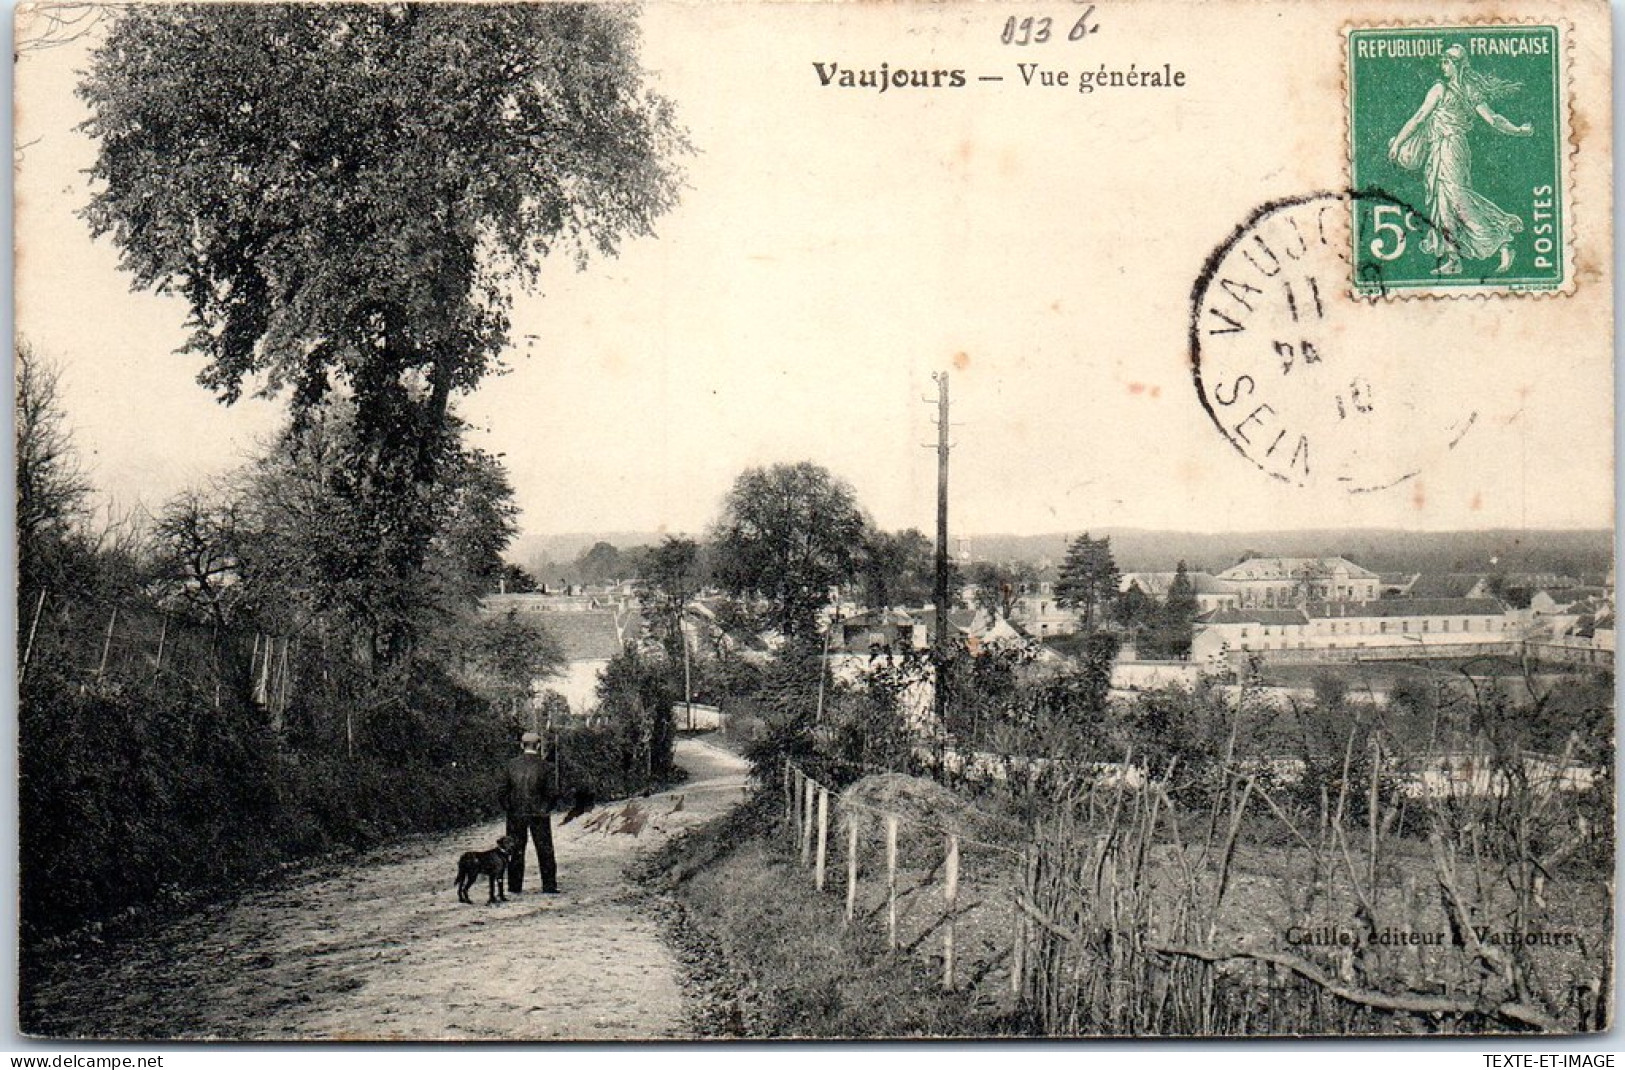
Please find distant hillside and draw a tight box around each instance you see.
[958,529,1614,577]
[511,531,678,566]
[510,528,1613,583]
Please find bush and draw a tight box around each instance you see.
[18,652,512,940]
[595,645,679,780]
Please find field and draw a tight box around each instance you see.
[653,752,1613,1037]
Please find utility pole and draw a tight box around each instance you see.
[932,371,951,746]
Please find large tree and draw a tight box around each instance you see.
[1137,560,1199,660]
[859,527,941,611]
[710,462,867,640]
[151,487,254,629]
[963,559,1036,621]
[575,541,626,586]
[172,404,528,661]
[1055,532,1120,632]
[639,536,703,649]
[80,4,686,660]
[1159,560,1200,658]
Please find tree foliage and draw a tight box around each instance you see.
[426,448,521,605]
[80,4,687,662]
[149,404,526,665]
[859,527,942,610]
[81,4,686,422]
[963,559,1035,620]
[1158,560,1199,658]
[638,535,703,655]
[15,339,93,594]
[710,462,867,639]
[575,540,626,586]
[594,644,676,780]
[151,486,253,628]
[496,561,540,594]
[1133,560,1199,660]
[1055,532,1120,631]
[1114,582,1157,631]
[430,607,565,714]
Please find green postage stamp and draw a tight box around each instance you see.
[1347,24,1568,296]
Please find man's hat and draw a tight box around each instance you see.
[521,731,543,744]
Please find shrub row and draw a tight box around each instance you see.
[22,659,502,939]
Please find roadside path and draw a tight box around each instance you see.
[23,738,751,1040]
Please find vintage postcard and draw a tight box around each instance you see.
[11,0,1614,1045]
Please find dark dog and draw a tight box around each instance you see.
[455,834,517,904]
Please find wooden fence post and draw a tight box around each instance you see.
[280,637,292,698]
[783,763,794,833]
[270,637,290,732]
[943,833,960,991]
[153,613,169,677]
[1011,849,1029,999]
[789,768,800,842]
[19,588,47,687]
[885,813,899,950]
[256,634,273,705]
[815,787,829,891]
[96,607,119,682]
[845,809,859,925]
[800,774,815,866]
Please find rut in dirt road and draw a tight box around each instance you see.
[22,737,752,1041]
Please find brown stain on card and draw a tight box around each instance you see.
[1575,249,1602,288]
[952,351,971,372]
[1411,481,1426,511]
[1570,108,1590,148]
[1470,491,1483,512]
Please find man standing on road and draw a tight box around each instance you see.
[501,732,560,894]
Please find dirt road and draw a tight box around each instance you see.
[22,738,751,1041]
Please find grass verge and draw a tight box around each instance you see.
[634,792,1032,1039]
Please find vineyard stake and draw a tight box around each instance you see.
[845,810,859,924]
[943,833,960,991]
[886,814,899,950]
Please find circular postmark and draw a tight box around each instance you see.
[1189,190,1478,494]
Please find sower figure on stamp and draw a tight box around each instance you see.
[1387,43,1533,277]
[501,731,591,894]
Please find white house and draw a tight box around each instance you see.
[1191,597,1520,662]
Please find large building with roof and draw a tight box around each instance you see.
[1214,556,1381,608]
[1190,597,1522,662]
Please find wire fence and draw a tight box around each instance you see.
[780,761,1029,999]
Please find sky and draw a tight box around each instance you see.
[12,1,1616,548]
